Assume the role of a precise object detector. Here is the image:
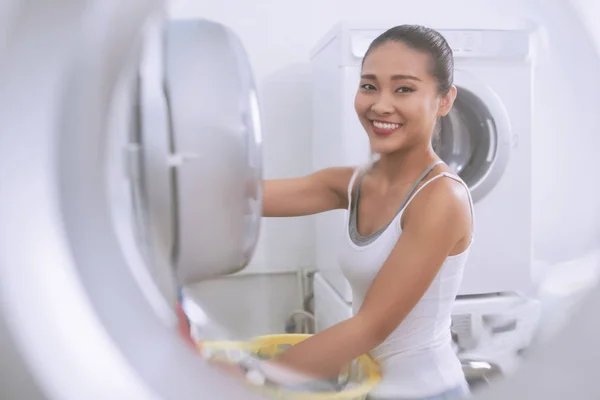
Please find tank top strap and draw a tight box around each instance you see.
[350,160,444,216]
[394,160,444,214]
[438,173,475,235]
[401,171,475,236]
[347,165,367,211]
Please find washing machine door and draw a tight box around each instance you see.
[134,19,263,287]
[433,69,511,202]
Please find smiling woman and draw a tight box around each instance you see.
[255,25,473,400]
[356,26,455,157]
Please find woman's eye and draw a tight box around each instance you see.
[360,84,376,91]
[396,87,414,93]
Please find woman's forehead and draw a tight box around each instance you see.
[362,41,433,79]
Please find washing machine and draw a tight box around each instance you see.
[310,21,540,378]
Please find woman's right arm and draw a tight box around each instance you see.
[262,167,355,218]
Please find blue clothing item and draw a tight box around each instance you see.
[177,287,190,326]
[368,384,470,400]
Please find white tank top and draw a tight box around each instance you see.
[338,162,474,399]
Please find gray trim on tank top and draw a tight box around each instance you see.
[349,161,444,247]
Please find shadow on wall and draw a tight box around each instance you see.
[184,272,302,339]
[248,62,316,272]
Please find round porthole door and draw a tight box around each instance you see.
[432,69,512,202]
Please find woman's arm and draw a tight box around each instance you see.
[270,178,472,379]
[262,167,355,218]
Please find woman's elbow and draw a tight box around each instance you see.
[353,313,393,349]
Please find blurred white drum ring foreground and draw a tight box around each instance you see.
[0,2,263,400]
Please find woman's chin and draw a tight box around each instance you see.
[369,135,418,156]
[370,143,401,156]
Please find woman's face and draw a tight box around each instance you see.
[354,40,456,155]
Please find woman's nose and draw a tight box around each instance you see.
[370,93,395,115]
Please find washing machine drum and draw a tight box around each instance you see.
[432,86,508,202]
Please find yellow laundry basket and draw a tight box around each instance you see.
[200,334,381,400]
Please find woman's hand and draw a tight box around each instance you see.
[174,303,256,383]
[209,359,248,381]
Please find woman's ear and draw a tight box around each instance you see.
[437,85,457,117]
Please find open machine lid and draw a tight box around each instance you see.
[165,20,263,284]
[134,19,263,286]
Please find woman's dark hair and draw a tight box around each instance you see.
[362,25,454,95]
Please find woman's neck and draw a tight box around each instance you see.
[374,144,439,187]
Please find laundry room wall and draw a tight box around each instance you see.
[169,0,600,336]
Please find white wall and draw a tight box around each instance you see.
[171,0,600,332]
[184,272,302,338]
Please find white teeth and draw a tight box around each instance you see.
[373,121,401,130]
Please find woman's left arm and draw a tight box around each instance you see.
[271,179,471,379]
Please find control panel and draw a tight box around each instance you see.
[439,29,530,59]
[349,29,530,61]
